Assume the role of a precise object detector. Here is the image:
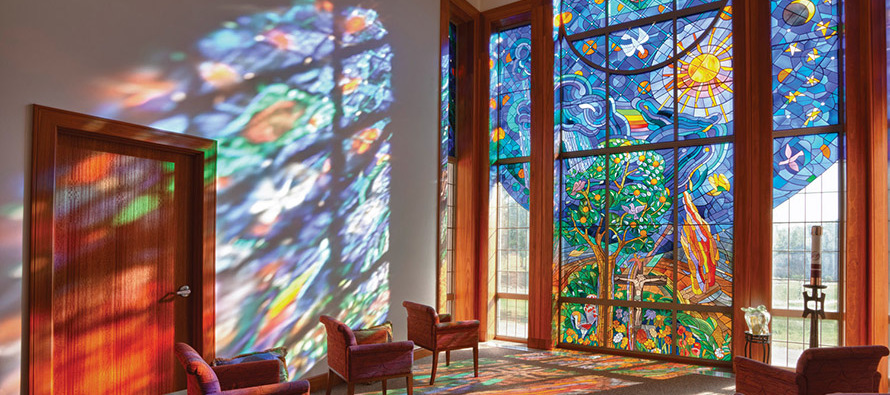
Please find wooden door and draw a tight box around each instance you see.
[29,106,216,394]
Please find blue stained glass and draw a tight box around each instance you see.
[446,23,457,158]
[559,0,605,35]
[570,35,608,69]
[770,0,839,45]
[607,20,674,71]
[771,40,839,129]
[771,0,840,130]
[497,91,532,158]
[497,25,533,95]
[609,0,673,26]
[492,25,532,161]
[772,133,839,208]
[558,64,607,151]
[609,71,675,144]
[500,162,530,210]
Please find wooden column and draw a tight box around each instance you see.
[528,0,555,350]
[731,0,773,363]
[843,0,888,386]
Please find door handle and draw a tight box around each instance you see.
[176,285,192,298]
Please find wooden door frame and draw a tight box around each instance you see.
[27,105,217,394]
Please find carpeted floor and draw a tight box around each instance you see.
[314,342,735,394]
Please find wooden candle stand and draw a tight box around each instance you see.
[802,284,827,349]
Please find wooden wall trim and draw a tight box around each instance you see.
[438,0,485,337]
[843,0,888,386]
[527,0,555,350]
[731,1,773,363]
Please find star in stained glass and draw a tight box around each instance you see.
[806,48,820,62]
[785,43,801,55]
[785,91,802,103]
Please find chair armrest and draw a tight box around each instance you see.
[436,320,480,334]
[222,380,310,395]
[734,356,799,395]
[213,359,282,390]
[438,314,452,323]
[349,340,415,356]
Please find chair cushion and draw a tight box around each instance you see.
[212,347,288,382]
[353,321,393,345]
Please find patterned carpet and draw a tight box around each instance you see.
[315,342,735,394]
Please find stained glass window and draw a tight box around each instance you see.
[556,0,734,361]
[770,0,843,367]
[491,24,532,339]
[440,23,458,314]
[771,0,840,130]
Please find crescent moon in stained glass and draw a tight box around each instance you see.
[784,0,816,26]
[559,0,730,76]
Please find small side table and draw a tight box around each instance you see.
[744,332,771,363]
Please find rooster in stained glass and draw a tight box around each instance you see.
[570,303,598,339]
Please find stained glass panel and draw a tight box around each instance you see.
[771,0,840,130]
[558,0,606,36]
[610,307,673,355]
[562,302,602,347]
[609,71,674,144]
[558,58,608,151]
[677,311,732,360]
[609,0,673,26]
[556,0,734,360]
[772,133,839,207]
[607,20,674,71]
[492,25,532,160]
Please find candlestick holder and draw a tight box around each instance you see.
[802,284,827,349]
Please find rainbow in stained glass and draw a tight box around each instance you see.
[556,0,734,361]
[771,0,840,130]
[95,2,393,378]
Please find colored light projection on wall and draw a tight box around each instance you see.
[555,0,734,361]
[0,187,23,391]
[95,0,392,378]
[770,0,840,130]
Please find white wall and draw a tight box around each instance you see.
[480,0,522,11]
[0,0,439,391]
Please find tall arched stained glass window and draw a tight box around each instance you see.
[490,24,532,339]
[555,0,734,361]
[439,22,458,316]
[769,0,843,367]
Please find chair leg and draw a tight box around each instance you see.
[382,378,387,394]
[347,382,355,395]
[407,374,414,395]
[473,345,479,377]
[446,350,450,366]
[430,350,439,385]
[326,369,334,395]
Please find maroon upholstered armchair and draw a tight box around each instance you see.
[319,315,414,395]
[402,301,480,385]
[174,343,310,395]
[734,345,889,395]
